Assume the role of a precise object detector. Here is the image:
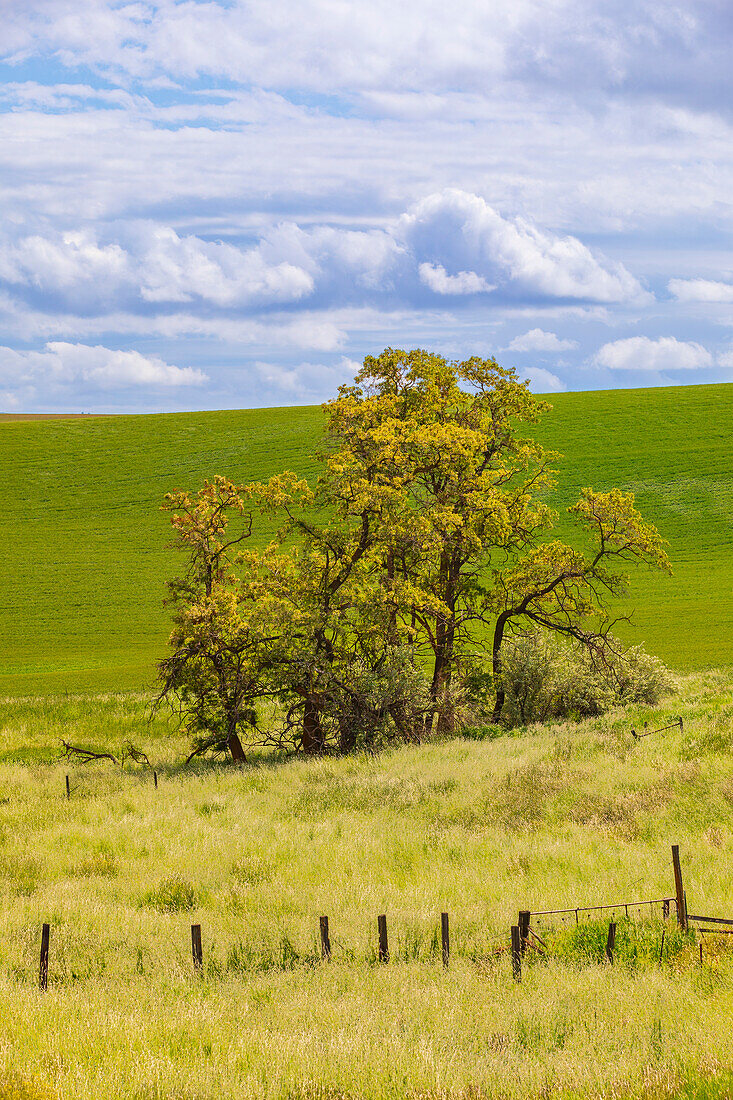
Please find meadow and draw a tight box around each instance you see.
[1,671,733,1098]
[1,380,733,695]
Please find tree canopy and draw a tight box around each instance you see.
[156,348,671,758]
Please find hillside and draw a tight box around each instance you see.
[1,674,732,1098]
[1,382,732,694]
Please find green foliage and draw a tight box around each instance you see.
[490,629,674,727]
[546,916,694,968]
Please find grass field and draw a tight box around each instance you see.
[1,382,732,694]
[1,672,732,1098]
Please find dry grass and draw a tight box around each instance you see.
[0,670,732,1097]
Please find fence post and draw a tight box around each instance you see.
[511,925,521,981]
[319,915,331,960]
[378,914,389,963]
[65,775,70,800]
[191,924,203,971]
[153,770,158,789]
[606,921,616,964]
[518,911,530,956]
[441,912,449,968]
[672,845,687,930]
[39,924,50,991]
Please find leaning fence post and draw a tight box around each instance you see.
[606,921,616,964]
[441,912,449,968]
[191,924,203,971]
[39,924,50,990]
[518,911,530,956]
[153,770,158,789]
[672,845,687,930]
[511,925,521,981]
[319,916,331,960]
[378,914,389,963]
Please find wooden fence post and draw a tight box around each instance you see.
[378,914,389,962]
[511,925,521,981]
[65,775,70,800]
[672,845,687,930]
[153,770,158,789]
[606,921,616,964]
[441,912,449,968]
[319,915,331,960]
[518,911,530,956]
[39,924,50,991]
[191,924,203,970]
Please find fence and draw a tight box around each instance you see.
[30,844,731,989]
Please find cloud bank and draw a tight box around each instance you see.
[0,1,731,410]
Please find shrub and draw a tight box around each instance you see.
[469,629,674,728]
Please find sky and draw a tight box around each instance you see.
[0,1,732,412]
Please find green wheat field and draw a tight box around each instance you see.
[1,381,733,696]
[1,382,733,1099]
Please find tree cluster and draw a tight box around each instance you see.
[156,349,671,759]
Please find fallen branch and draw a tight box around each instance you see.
[120,742,152,768]
[60,741,118,765]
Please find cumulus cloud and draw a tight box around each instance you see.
[668,278,733,303]
[139,227,314,306]
[0,232,130,296]
[0,196,644,318]
[593,336,713,372]
[506,328,579,352]
[402,191,648,304]
[418,263,494,295]
[0,342,205,389]
[522,366,566,392]
[252,356,360,401]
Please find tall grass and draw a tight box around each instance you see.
[0,670,732,1097]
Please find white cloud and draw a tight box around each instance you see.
[506,328,578,352]
[139,227,314,306]
[252,356,360,401]
[668,278,733,303]
[593,336,713,372]
[402,191,648,304]
[523,366,566,392]
[418,262,494,295]
[0,232,129,294]
[0,342,206,389]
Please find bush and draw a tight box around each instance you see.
[142,875,197,912]
[470,629,673,728]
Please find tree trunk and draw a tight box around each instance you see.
[491,612,510,724]
[302,695,326,754]
[227,729,247,763]
[431,553,458,734]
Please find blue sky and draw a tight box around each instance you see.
[0,0,732,412]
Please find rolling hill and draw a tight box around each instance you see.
[1,382,732,695]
